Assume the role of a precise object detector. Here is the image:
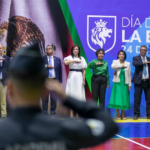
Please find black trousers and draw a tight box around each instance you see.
[91,74,107,108]
[42,94,57,115]
[134,80,150,117]
[42,78,57,115]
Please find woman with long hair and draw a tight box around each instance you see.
[108,50,131,120]
[64,44,87,117]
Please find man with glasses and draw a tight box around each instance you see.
[132,45,150,120]
[42,44,62,115]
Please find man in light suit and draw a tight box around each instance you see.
[42,44,62,115]
[0,44,10,118]
[132,45,150,120]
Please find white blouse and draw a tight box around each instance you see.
[64,55,87,69]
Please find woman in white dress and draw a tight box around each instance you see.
[64,45,87,117]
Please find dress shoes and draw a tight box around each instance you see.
[133,115,138,120]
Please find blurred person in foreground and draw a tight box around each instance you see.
[0,43,119,150]
[20,42,27,48]
[6,43,26,114]
[10,42,27,60]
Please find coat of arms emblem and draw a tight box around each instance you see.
[87,15,116,53]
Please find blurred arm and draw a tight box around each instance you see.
[46,80,119,149]
[62,97,119,149]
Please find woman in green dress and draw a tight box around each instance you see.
[108,50,131,120]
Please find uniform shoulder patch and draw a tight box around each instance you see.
[86,119,105,136]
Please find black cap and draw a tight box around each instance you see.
[9,43,47,78]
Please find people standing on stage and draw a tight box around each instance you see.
[108,50,131,120]
[132,45,150,120]
[64,45,87,117]
[88,49,109,108]
[43,44,62,115]
[0,44,9,118]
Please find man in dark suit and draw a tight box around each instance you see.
[42,44,62,115]
[0,44,9,118]
[132,45,150,120]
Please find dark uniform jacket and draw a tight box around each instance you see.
[0,97,119,150]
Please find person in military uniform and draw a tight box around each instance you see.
[0,43,119,150]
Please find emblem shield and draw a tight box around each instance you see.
[87,15,117,53]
